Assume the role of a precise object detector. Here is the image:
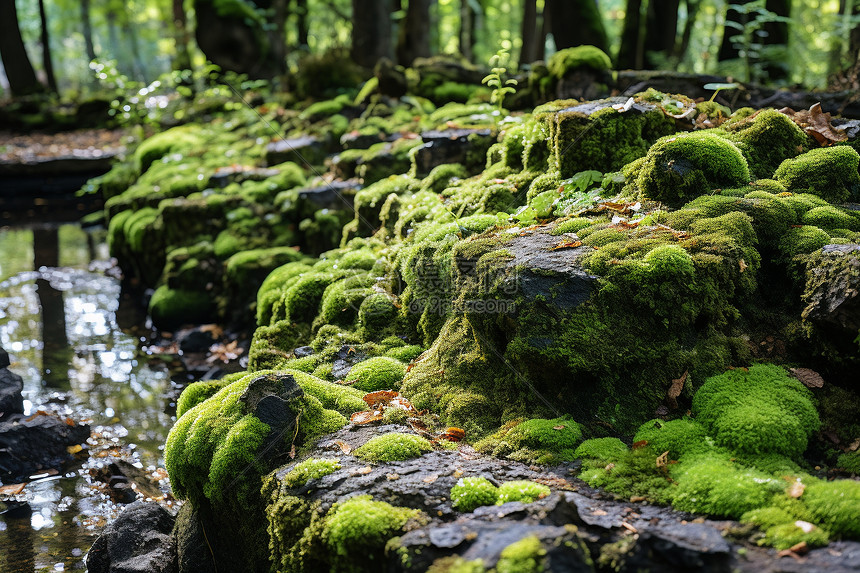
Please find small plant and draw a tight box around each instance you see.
[704,82,741,102]
[482,46,518,117]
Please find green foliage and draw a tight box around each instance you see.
[346,357,407,392]
[176,373,244,417]
[353,433,433,463]
[496,480,551,504]
[774,146,860,203]
[283,458,341,488]
[476,417,583,464]
[633,418,711,460]
[450,477,500,511]
[547,45,612,78]
[481,47,517,116]
[804,479,860,537]
[573,437,628,463]
[495,536,546,573]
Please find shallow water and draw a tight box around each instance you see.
[0,224,177,572]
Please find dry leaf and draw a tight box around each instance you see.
[363,390,400,408]
[739,258,748,273]
[0,483,27,496]
[789,367,825,389]
[289,444,296,459]
[422,475,438,483]
[533,476,576,491]
[386,473,400,481]
[66,444,83,454]
[621,522,639,533]
[439,427,465,442]
[553,425,567,430]
[350,410,384,425]
[630,495,647,502]
[591,509,608,516]
[789,541,810,555]
[668,370,687,400]
[847,437,860,453]
[780,103,847,146]
[335,440,352,454]
[352,466,373,476]
[787,480,806,498]
[656,451,669,469]
[632,440,649,450]
[550,239,582,251]
[452,469,464,478]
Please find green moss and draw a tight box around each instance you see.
[727,109,809,179]
[283,369,367,415]
[257,261,314,326]
[779,225,831,259]
[804,479,860,537]
[633,418,711,460]
[283,458,341,488]
[578,447,675,504]
[324,495,421,573]
[495,535,546,573]
[552,217,593,235]
[358,293,398,336]
[836,451,860,474]
[573,437,629,463]
[426,556,486,573]
[741,506,830,550]
[692,364,819,458]
[637,131,751,207]
[774,146,860,202]
[476,417,583,464]
[135,124,204,173]
[450,476,500,511]
[547,46,612,78]
[282,272,336,324]
[176,373,245,417]
[384,344,425,363]
[496,480,551,504]
[353,432,433,463]
[801,205,860,232]
[148,285,214,331]
[346,357,406,392]
[316,274,375,328]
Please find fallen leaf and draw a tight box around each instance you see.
[335,440,352,454]
[439,427,465,442]
[668,370,687,402]
[533,476,576,491]
[591,509,608,516]
[739,258,748,273]
[66,444,83,454]
[789,541,810,555]
[0,483,27,496]
[776,549,805,561]
[787,480,806,498]
[656,451,669,469]
[612,97,634,113]
[632,440,649,450]
[422,475,438,483]
[350,410,383,425]
[847,437,860,453]
[789,367,825,389]
[352,466,373,476]
[386,473,400,481]
[363,390,400,408]
[550,239,582,251]
[553,425,567,430]
[630,495,647,502]
[452,469,464,478]
[621,521,639,533]
[780,103,847,146]
[289,444,296,459]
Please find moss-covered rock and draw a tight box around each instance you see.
[353,432,433,463]
[774,146,860,203]
[346,356,406,392]
[450,476,500,512]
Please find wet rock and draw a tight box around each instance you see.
[0,412,90,483]
[332,344,369,380]
[176,327,216,354]
[411,128,494,178]
[86,500,177,573]
[265,135,327,167]
[802,243,860,332]
[293,346,315,358]
[89,459,165,503]
[620,522,732,573]
[294,180,359,212]
[172,503,217,573]
[208,165,280,188]
[0,355,24,419]
[557,67,612,101]
[239,373,303,447]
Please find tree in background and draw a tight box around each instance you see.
[545,0,609,53]
[397,0,433,65]
[0,0,42,95]
[351,0,393,67]
[38,0,57,92]
[719,0,791,83]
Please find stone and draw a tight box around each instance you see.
[173,503,217,573]
[0,412,90,482]
[621,522,732,573]
[265,135,326,167]
[0,367,24,419]
[85,501,177,573]
[802,244,860,332]
[411,128,493,178]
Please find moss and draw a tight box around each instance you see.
[552,217,594,235]
[691,364,819,458]
[578,447,675,504]
[353,432,433,463]
[495,535,546,573]
[573,437,629,463]
[774,146,860,202]
[450,476,500,511]
[148,285,214,331]
[477,417,583,464]
[804,479,860,537]
[670,452,784,518]
[346,356,407,392]
[257,261,314,326]
[283,369,367,415]
[420,163,469,194]
[248,319,311,371]
[741,506,830,549]
[324,496,421,573]
[547,46,612,78]
[283,457,341,488]
[633,418,712,460]
[496,480,552,505]
[134,124,204,173]
[282,272,337,324]
[637,131,751,207]
[316,274,375,328]
[727,109,810,179]
[426,556,486,573]
[779,225,831,259]
[801,205,860,232]
[358,293,399,336]
[836,451,860,474]
[176,373,245,418]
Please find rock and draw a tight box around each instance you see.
[176,327,216,354]
[172,503,217,573]
[802,244,860,332]
[88,459,165,503]
[295,180,359,213]
[556,68,612,101]
[265,135,327,167]
[620,522,732,573]
[208,165,280,188]
[332,345,369,380]
[86,501,177,573]
[0,412,90,482]
[411,128,494,178]
[340,130,390,150]
[239,373,304,446]
[375,58,409,98]
[293,346,315,358]
[0,365,24,419]
[0,347,9,368]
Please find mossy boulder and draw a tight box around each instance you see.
[774,146,860,203]
[345,356,406,392]
[352,432,433,463]
[148,285,215,331]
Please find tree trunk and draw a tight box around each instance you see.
[38,0,57,92]
[351,0,393,67]
[672,0,700,64]
[643,0,679,68]
[616,0,643,68]
[719,0,791,82]
[519,0,538,66]
[122,11,146,81]
[397,0,432,66]
[296,0,309,47]
[270,0,289,78]
[171,0,191,71]
[0,0,42,95]
[81,0,97,63]
[460,0,476,62]
[762,0,790,81]
[719,0,749,62]
[546,0,609,53]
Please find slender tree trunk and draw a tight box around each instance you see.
[0,0,42,95]
[519,0,538,66]
[644,0,679,67]
[38,0,58,92]
[296,0,309,47]
[271,0,289,78]
[616,0,643,68]
[397,0,432,66]
[718,0,748,61]
[459,0,476,62]
[122,12,146,81]
[545,0,608,52]
[105,12,122,71]
[81,0,97,63]
[762,0,790,81]
[352,0,393,67]
[172,0,191,71]
[672,0,700,64]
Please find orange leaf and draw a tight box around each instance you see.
[422,475,438,483]
[550,239,582,251]
[439,427,465,442]
[350,411,383,425]
[0,483,27,496]
[363,390,399,408]
[335,440,352,454]
[786,480,806,499]
[353,466,373,475]
[632,440,649,450]
[656,451,669,469]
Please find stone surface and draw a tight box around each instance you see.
[411,128,493,178]
[0,412,90,482]
[265,135,326,167]
[0,365,24,419]
[86,501,177,573]
[802,243,860,332]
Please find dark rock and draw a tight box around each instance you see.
[375,58,409,98]
[0,347,9,368]
[293,346,315,358]
[556,68,612,101]
[411,128,494,178]
[176,328,216,354]
[621,522,732,573]
[802,244,860,332]
[88,459,165,502]
[173,503,217,573]
[0,412,90,482]
[86,501,177,573]
[208,166,280,188]
[295,180,359,212]
[0,367,24,419]
[340,130,389,150]
[265,135,327,167]
[332,345,370,380]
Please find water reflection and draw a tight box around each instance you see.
[0,224,177,572]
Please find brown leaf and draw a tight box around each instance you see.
[422,475,438,483]
[621,521,639,533]
[789,541,810,555]
[352,466,373,476]
[780,103,847,146]
[591,509,608,516]
[789,367,825,389]
[386,473,400,481]
[289,444,296,459]
[390,396,417,413]
[553,425,567,430]
[0,483,27,496]
[533,476,576,491]
[668,370,687,400]
[335,440,352,454]
[787,480,806,498]
[632,440,649,450]
[739,258,748,273]
[350,410,383,425]
[847,437,860,453]
[656,451,669,469]
[363,390,400,408]
[550,239,582,251]
[439,427,465,442]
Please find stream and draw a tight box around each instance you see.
[0,223,179,572]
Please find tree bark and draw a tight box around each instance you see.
[616,0,643,68]
[519,0,538,66]
[643,0,679,67]
[460,0,476,63]
[397,0,432,66]
[672,0,700,64]
[545,0,609,53]
[38,0,58,92]
[172,0,191,71]
[0,0,42,95]
[297,0,309,47]
[122,11,146,81]
[351,0,393,67]
[81,0,97,63]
